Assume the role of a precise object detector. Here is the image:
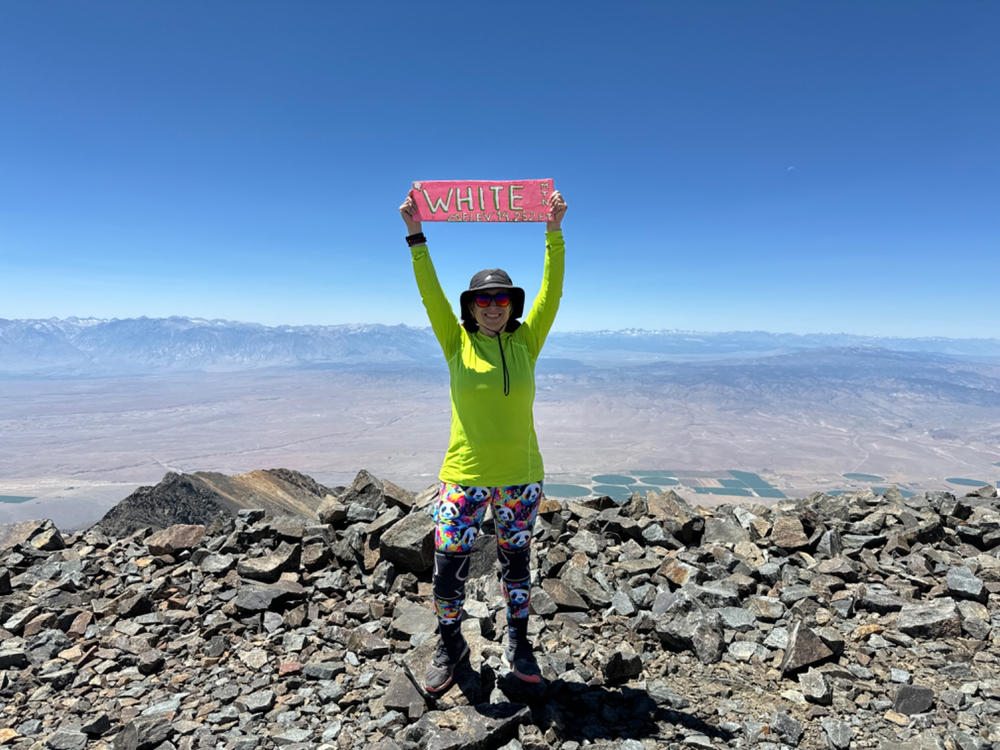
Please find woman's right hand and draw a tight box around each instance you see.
[399,194,422,235]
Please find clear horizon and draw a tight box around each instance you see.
[2,3,998,338]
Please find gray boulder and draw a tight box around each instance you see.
[379,511,435,573]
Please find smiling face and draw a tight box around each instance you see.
[469,288,511,336]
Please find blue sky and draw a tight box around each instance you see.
[1,2,997,336]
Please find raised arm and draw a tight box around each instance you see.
[401,194,460,358]
[524,190,567,356]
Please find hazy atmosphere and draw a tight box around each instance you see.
[2,319,999,530]
[2,4,999,522]
[2,2,998,335]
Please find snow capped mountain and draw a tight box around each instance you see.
[0,317,440,376]
[2,316,999,376]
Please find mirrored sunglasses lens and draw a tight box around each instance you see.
[494,293,511,307]
[474,295,491,307]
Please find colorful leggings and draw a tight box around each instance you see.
[432,481,543,627]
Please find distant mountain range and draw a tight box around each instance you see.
[3,316,1000,377]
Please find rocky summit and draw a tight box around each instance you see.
[92,469,350,538]
[2,472,999,750]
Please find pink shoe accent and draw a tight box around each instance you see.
[513,669,541,684]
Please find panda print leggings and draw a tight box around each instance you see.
[432,481,542,628]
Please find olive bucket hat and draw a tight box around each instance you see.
[459,268,525,332]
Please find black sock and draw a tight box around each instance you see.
[440,620,462,641]
[507,616,529,645]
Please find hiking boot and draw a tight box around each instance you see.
[504,638,542,684]
[424,633,469,694]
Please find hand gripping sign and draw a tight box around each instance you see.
[410,179,554,223]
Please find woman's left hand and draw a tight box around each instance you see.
[546,190,567,231]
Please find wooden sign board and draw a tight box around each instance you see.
[410,179,554,222]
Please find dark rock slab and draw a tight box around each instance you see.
[0,647,29,669]
[145,523,205,555]
[237,689,276,713]
[115,592,152,618]
[610,589,636,617]
[601,646,642,684]
[233,580,306,613]
[529,586,557,616]
[112,715,173,750]
[702,518,748,545]
[718,607,756,632]
[380,511,435,574]
[894,684,935,715]
[770,711,803,746]
[200,552,235,575]
[946,566,987,602]
[560,567,612,607]
[858,584,906,613]
[746,596,785,622]
[3,605,41,635]
[541,579,588,611]
[898,598,961,638]
[341,469,387,510]
[688,582,740,608]
[770,515,810,549]
[820,718,852,749]
[383,671,427,720]
[347,626,390,658]
[391,601,437,639]
[270,515,307,541]
[780,621,834,675]
[656,609,724,664]
[303,661,346,680]
[137,649,165,675]
[813,557,859,582]
[646,490,704,544]
[658,559,703,588]
[237,542,301,583]
[799,668,832,705]
[406,704,529,750]
[317,498,348,525]
[815,528,843,558]
[44,729,88,750]
[0,519,65,551]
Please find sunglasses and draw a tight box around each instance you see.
[473,292,511,308]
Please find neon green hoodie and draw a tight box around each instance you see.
[411,230,565,486]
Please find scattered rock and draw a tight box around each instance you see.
[780,620,834,675]
[1,473,998,749]
[946,566,988,603]
[407,704,529,749]
[898,598,962,638]
[894,684,935,715]
[144,523,205,554]
[379,511,435,573]
[601,646,642,684]
[770,515,809,549]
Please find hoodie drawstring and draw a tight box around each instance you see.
[497,334,510,396]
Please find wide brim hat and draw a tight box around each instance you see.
[459,268,525,330]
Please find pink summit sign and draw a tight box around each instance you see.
[410,179,554,223]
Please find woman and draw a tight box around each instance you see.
[399,189,567,694]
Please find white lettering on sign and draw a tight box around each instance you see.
[421,188,453,213]
[412,180,554,222]
[509,184,523,211]
[456,186,475,211]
